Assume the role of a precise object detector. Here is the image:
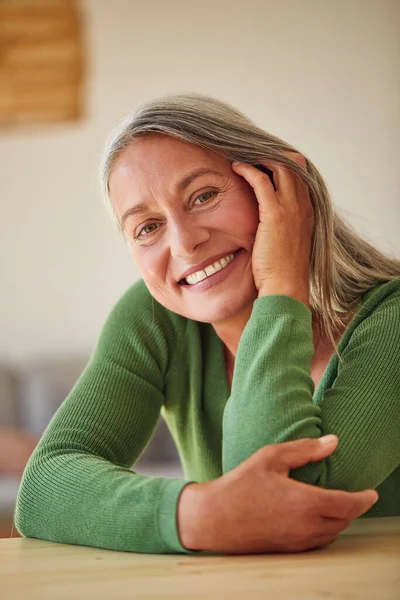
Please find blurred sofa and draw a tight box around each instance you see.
[0,357,183,529]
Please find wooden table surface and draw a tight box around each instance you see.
[1,518,400,600]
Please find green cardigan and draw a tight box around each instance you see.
[15,278,400,554]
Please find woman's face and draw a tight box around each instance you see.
[109,134,260,324]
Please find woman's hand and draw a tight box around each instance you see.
[231,155,314,307]
[177,436,378,554]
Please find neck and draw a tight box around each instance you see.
[212,301,254,358]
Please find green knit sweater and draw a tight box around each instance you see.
[15,278,400,554]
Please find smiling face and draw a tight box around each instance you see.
[108,134,260,324]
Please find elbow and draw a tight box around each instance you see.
[14,463,38,538]
[14,454,53,540]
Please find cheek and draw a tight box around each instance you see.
[219,188,259,238]
[240,202,260,234]
[132,247,182,314]
[130,245,167,286]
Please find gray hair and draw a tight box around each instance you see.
[99,93,400,357]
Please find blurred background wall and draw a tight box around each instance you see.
[0,0,399,363]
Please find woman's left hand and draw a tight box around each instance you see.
[231,154,314,308]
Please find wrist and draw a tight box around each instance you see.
[177,482,213,551]
[258,282,310,308]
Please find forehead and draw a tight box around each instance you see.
[112,134,221,184]
[108,135,226,218]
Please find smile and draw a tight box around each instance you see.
[182,250,240,285]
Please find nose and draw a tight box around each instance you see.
[168,216,210,259]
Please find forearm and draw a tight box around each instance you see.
[16,445,194,554]
[222,295,321,474]
[222,292,400,493]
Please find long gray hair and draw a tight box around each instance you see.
[99,93,400,356]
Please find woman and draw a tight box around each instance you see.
[15,94,399,555]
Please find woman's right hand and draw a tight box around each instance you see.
[177,435,378,554]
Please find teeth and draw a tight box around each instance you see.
[185,252,236,285]
[204,264,217,276]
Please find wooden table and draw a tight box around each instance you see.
[1,518,399,600]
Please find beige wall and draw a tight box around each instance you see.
[0,0,399,362]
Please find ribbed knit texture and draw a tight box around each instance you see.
[15,278,400,553]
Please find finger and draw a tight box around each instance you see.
[316,488,379,520]
[270,435,339,473]
[271,154,298,208]
[319,517,351,535]
[305,534,339,552]
[283,151,307,169]
[231,161,278,216]
[283,530,340,553]
[279,153,313,218]
[266,151,306,209]
[232,154,307,213]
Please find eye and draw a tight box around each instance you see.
[137,223,161,238]
[193,191,217,206]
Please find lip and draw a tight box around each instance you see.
[177,249,241,283]
[179,249,243,292]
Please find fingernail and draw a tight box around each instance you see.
[231,161,240,166]
[320,434,338,445]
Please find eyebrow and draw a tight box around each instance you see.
[119,167,223,230]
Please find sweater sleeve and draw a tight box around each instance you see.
[222,294,400,491]
[15,282,195,554]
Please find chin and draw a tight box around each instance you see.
[182,292,256,324]
[149,277,257,323]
